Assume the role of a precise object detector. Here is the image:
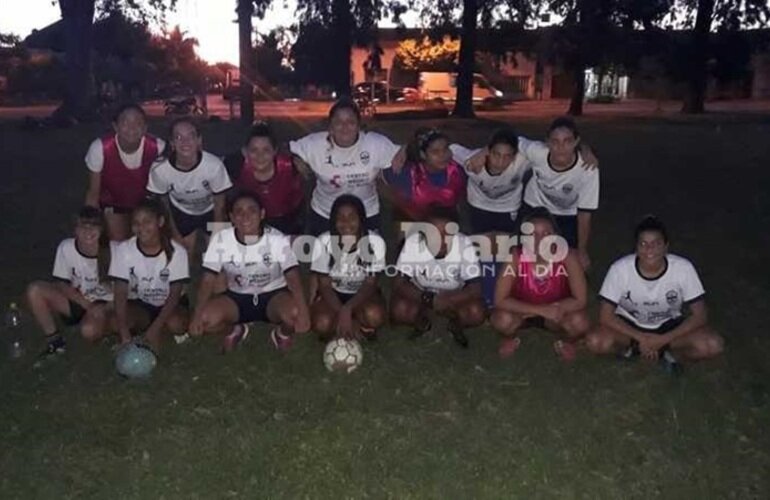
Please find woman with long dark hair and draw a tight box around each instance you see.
[310,194,387,341]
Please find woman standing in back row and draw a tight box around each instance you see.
[147,117,232,255]
[224,122,305,236]
[289,97,405,236]
[84,103,164,241]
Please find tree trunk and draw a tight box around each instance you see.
[237,0,255,125]
[568,63,585,116]
[332,0,353,97]
[682,0,714,114]
[452,0,478,118]
[56,0,96,121]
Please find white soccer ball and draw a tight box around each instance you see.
[323,338,363,373]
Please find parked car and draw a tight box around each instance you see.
[418,72,503,104]
[352,82,405,103]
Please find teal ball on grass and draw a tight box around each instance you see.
[115,343,157,379]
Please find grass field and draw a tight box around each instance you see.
[1,111,769,499]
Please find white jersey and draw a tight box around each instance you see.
[85,136,166,172]
[310,231,386,295]
[520,138,599,216]
[109,237,189,307]
[599,254,705,329]
[52,238,116,302]
[147,151,232,215]
[450,143,530,214]
[203,226,298,296]
[289,131,400,218]
[396,231,481,293]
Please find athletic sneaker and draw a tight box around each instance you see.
[659,349,684,376]
[448,320,469,349]
[269,327,293,352]
[222,324,250,353]
[360,326,378,342]
[618,340,640,361]
[33,336,66,368]
[409,314,432,340]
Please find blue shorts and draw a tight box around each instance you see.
[619,315,685,335]
[306,209,381,237]
[225,288,287,323]
[169,203,214,237]
[129,296,189,324]
[468,205,519,234]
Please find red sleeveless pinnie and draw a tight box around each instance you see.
[99,134,159,210]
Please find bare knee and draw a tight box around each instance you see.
[689,332,724,359]
[458,300,486,327]
[166,313,188,335]
[708,334,725,356]
[26,281,48,303]
[312,311,335,335]
[282,303,300,328]
[585,329,617,354]
[200,306,226,334]
[359,303,386,329]
[490,309,520,336]
[80,321,103,342]
[390,297,418,325]
[563,311,590,338]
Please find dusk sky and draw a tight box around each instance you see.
[0,0,419,64]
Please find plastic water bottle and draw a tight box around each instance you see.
[6,302,24,359]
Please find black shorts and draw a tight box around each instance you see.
[61,300,105,326]
[265,209,305,236]
[129,296,189,324]
[336,290,356,305]
[520,204,578,248]
[306,209,381,237]
[169,203,214,237]
[619,315,685,335]
[225,288,287,323]
[522,317,546,329]
[468,205,519,234]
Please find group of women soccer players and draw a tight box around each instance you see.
[25,98,723,373]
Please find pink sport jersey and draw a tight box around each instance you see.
[411,160,465,209]
[99,133,159,210]
[510,249,571,304]
[232,153,304,218]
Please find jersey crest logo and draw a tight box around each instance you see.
[202,180,211,191]
[330,174,342,189]
[562,183,574,195]
[359,151,371,164]
[665,290,679,305]
[159,268,170,282]
[263,253,272,266]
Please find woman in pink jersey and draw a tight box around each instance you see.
[382,127,466,225]
[84,103,163,241]
[490,207,590,360]
[224,122,305,235]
